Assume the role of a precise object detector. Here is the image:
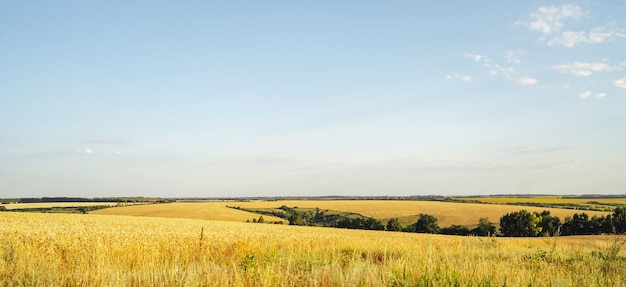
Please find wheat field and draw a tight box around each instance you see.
[1,212,624,286]
[2,202,118,210]
[92,200,609,227]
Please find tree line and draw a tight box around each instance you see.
[499,207,626,236]
[232,205,626,237]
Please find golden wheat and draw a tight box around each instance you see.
[1,212,624,286]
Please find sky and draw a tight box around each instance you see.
[1,1,625,198]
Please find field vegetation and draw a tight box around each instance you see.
[1,202,118,210]
[93,200,609,228]
[453,196,626,211]
[1,212,624,286]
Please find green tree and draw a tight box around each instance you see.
[471,217,496,236]
[613,206,626,234]
[499,210,542,237]
[441,225,470,236]
[562,213,591,235]
[407,214,439,234]
[258,216,265,223]
[386,218,403,231]
[537,211,561,236]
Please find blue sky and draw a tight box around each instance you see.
[1,1,625,198]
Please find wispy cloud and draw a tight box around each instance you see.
[466,51,537,85]
[519,4,583,35]
[76,148,94,155]
[548,29,625,47]
[464,53,484,62]
[505,50,525,64]
[445,74,473,82]
[516,76,538,86]
[552,62,613,76]
[512,146,579,154]
[614,78,626,89]
[579,91,606,100]
[518,4,624,47]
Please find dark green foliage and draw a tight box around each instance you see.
[386,218,403,231]
[537,211,561,236]
[561,213,591,235]
[4,205,111,214]
[499,210,542,237]
[406,214,440,234]
[336,217,385,230]
[441,225,470,236]
[471,217,496,236]
[613,206,626,234]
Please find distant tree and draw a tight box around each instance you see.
[613,206,626,234]
[441,225,470,236]
[499,210,542,237]
[365,217,385,230]
[386,218,403,232]
[537,211,561,236]
[561,213,591,235]
[288,211,305,226]
[258,216,265,223]
[602,214,615,234]
[471,217,496,236]
[407,214,440,234]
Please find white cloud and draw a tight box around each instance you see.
[614,78,626,89]
[552,62,613,76]
[445,74,472,82]
[505,51,524,64]
[519,5,625,47]
[464,53,483,62]
[521,4,583,34]
[548,29,625,47]
[579,91,606,100]
[516,77,538,86]
[76,148,94,155]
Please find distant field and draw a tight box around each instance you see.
[1,212,623,286]
[455,196,626,210]
[2,202,118,210]
[92,202,287,223]
[92,200,610,227]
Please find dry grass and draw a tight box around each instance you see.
[1,212,624,286]
[94,200,610,227]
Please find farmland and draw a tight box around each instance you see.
[1,211,624,286]
[454,196,626,211]
[1,202,118,210]
[92,200,611,228]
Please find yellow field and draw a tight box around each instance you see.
[92,202,287,223]
[1,212,624,286]
[93,200,610,227]
[454,196,626,209]
[2,202,118,210]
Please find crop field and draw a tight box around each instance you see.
[454,196,626,210]
[92,202,287,223]
[1,212,624,286]
[1,202,119,210]
[92,200,610,227]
